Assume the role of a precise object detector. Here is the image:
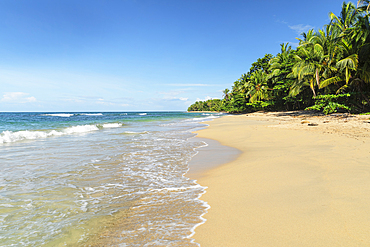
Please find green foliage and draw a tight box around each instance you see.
[188,2,370,114]
[305,94,351,114]
[249,54,273,74]
[187,99,222,112]
[246,101,274,111]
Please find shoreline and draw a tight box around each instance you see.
[191,111,370,246]
[187,137,241,179]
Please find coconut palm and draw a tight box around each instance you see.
[247,70,271,102]
[222,88,231,101]
[352,15,370,84]
[290,35,329,97]
[320,2,370,92]
[268,43,295,80]
[329,1,359,36]
[358,0,370,15]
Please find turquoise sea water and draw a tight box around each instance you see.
[0,112,222,246]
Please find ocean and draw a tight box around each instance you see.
[0,111,222,246]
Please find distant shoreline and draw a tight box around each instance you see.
[187,111,222,113]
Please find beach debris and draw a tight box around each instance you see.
[301,120,310,124]
[323,121,329,123]
[308,123,318,126]
[329,113,353,119]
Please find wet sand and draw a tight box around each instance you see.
[187,137,241,179]
[191,112,370,246]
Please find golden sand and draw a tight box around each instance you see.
[193,112,370,246]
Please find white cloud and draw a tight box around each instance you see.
[167,84,212,87]
[289,24,314,35]
[275,19,288,25]
[95,98,129,107]
[158,90,188,101]
[62,97,84,103]
[166,97,188,101]
[161,96,189,101]
[196,96,212,101]
[160,90,184,96]
[1,92,37,103]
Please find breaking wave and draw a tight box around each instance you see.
[0,123,123,144]
[80,113,103,116]
[42,113,74,117]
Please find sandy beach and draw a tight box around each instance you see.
[191,111,370,246]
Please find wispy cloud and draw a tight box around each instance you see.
[275,18,288,25]
[167,84,212,87]
[164,97,188,101]
[159,90,183,96]
[274,16,314,36]
[62,96,84,103]
[289,24,314,35]
[0,92,37,103]
[60,95,131,107]
[158,90,188,101]
[196,96,213,101]
[96,98,129,107]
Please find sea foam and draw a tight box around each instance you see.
[102,123,122,128]
[42,113,74,117]
[0,123,123,144]
[80,113,103,116]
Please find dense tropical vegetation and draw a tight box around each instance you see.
[188,1,370,114]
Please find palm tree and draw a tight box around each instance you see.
[329,1,359,36]
[290,34,328,97]
[222,88,230,101]
[320,2,370,93]
[358,0,370,15]
[268,43,294,80]
[269,43,297,89]
[352,14,370,84]
[319,38,358,92]
[247,70,271,102]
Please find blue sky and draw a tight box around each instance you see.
[0,0,352,111]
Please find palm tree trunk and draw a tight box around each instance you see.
[310,81,317,97]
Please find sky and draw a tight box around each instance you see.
[0,0,353,112]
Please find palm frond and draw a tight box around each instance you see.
[319,76,343,89]
[289,81,303,97]
[314,43,324,55]
[336,54,358,71]
[336,84,350,94]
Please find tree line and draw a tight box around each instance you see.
[188,1,370,114]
